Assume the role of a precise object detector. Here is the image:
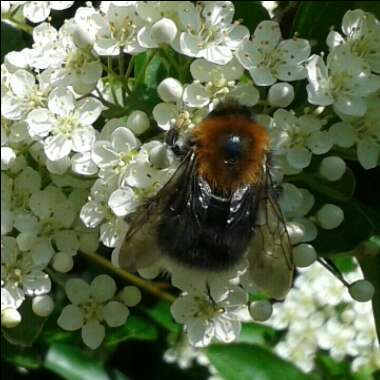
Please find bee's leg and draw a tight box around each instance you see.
[317,257,350,287]
[165,128,191,158]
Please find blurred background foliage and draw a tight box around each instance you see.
[1,2,379,380]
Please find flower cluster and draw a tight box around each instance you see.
[1,2,379,366]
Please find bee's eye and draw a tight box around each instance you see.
[224,135,244,165]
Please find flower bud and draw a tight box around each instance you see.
[319,156,346,181]
[249,300,273,321]
[158,77,184,102]
[127,111,150,135]
[52,252,74,273]
[151,18,177,44]
[348,280,374,302]
[1,308,21,328]
[317,204,344,229]
[293,243,317,267]
[32,295,54,317]
[268,83,294,108]
[119,286,142,307]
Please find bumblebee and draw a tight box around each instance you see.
[119,102,294,300]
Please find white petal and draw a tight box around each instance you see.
[80,200,106,228]
[249,67,276,86]
[119,286,142,307]
[65,278,91,305]
[229,84,259,107]
[252,21,281,52]
[71,152,98,175]
[214,316,241,343]
[54,230,79,254]
[203,45,233,65]
[58,304,84,331]
[108,188,137,217]
[76,97,103,125]
[187,319,214,348]
[30,239,55,265]
[91,141,118,167]
[112,127,139,152]
[170,296,198,324]
[103,301,129,327]
[23,270,51,296]
[26,108,54,138]
[152,103,178,131]
[333,96,366,117]
[183,83,209,108]
[100,217,128,248]
[48,87,76,117]
[357,138,379,169]
[10,70,35,97]
[328,122,356,148]
[44,134,72,161]
[326,31,345,49]
[179,33,203,58]
[13,213,40,234]
[23,2,50,23]
[287,148,312,169]
[307,131,333,154]
[81,319,105,349]
[71,126,96,153]
[46,156,71,175]
[91,274,117,302]
[50,2,74,11]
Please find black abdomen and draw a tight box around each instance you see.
[157,183,254,270]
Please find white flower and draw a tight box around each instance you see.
[1,236,51,310]
[329,93,380,169]
[57,275,132,349]
[271,109,332,169]
[236,21,310,86]
[176,2,249,64]
[171,285,248,347]
[27,87,102,161]
[306,51,380,116]
[327,9,380,73]
[93,3,145,56]
[1,69,48,121]
[22,1,74,23]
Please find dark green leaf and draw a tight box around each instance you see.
[2,300,47,347]
[234,2,270,32]
[1,22,28,62]
[44,343,109,380]
[142,301,181,334]
[239,323,277,346]
[1,337,42,369]
[104,315,158,347]
[291,2,354,52]
[207,344,316,380]
[313,201,374,256]
[290,167,356,202]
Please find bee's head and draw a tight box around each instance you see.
[222,134,250,167]
[193,104,269,192]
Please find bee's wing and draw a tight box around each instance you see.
[248,163,294,300]
[118,151,196,271]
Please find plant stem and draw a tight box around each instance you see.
[79,251,176,303]
[2,16,33,34]
[124,56,135,95]
[159,48,182,76]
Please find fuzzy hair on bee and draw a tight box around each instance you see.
[119,101,294,300]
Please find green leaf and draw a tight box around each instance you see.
[290,2,354,51]
[1,337,42,369]
[142,301,181,334]
[290,167,356,202]
[207,344,315,380]
[239,323,277,346]
[104,315,158,347]
[234,2,270,32]
[313,201,374,256]
[44,343,110,380]
[2,300,47,347]
[1,22,28,62]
